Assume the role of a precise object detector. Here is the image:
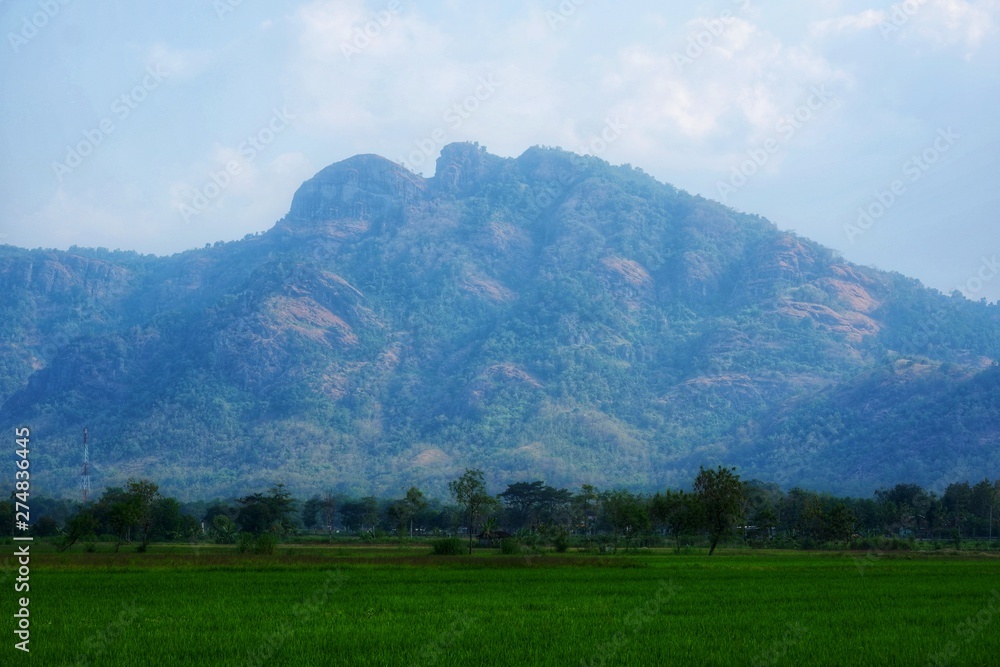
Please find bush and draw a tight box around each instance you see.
[768,535,799,550]
[253,533,277,555]
[553,532,570,553]
[237,532,278,554]
[236,532,254,554]
[430,538,465,555]
[499,538,522,555]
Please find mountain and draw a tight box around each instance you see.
[2,142,999,499]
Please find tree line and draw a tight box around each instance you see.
[5,468,999,554]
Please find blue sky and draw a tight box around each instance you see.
[1,0,998,301]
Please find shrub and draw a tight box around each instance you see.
[430,538,465,555]
[236,533,254,554]
[253,533,277,555]
[499,538,522,555]
[553,532,570,553]
[769,535,799,550]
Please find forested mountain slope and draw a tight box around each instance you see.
[2,142,998,498]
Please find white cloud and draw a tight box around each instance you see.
[599,18,850,171]
[809,9,886,38]
[147,42,214,81]
[887,0,999,53]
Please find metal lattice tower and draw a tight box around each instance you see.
[80,427,91,504]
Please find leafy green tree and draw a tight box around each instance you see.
[150,496,187,541]
[449,468,499,555]
[694,466,745,555]
[943,482,972,536]
[57,510,99,552]
[602,489,649,552]
[338,500,367,532]
[798,494,828,540]
[970,479,996,535]
[211,514,238,543]
[388,486,428,538]
[31,515,60,538]
[125,479,161,551]
[95,480,161,551]
[236,484,297,535]
[824,503,856,544]
[360,496,382,532]
[321,493,337,538]
[499,481,573,531]
[301,495,323,530]
[572,484,601,535]
[651,490,701,553]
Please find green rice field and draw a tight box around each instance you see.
[11,544,1000,666]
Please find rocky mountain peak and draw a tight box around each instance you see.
[432,142,506,195]
[284,153,426,228]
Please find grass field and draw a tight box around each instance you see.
[10,543,1000,666]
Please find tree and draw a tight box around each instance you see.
[237,484,297,535]
[211,514,238,544]
[338,500,367,532]
[970,479,996,537]
[572,484,600,535]
[149,496,186,541]
[32,515,60,538]
[449,469,499,555]
[694,466,745,555]
[321,493,337,539]
[301,495,323,530]
[650,490,701,553]
[499,481,573,531]
[389,486,428,538]
[943,482,973,536]
[824,503,857,544]
[57,510,99,552]
[359,496,382,533]
[125,479,161,551]
[96,480,161,551]
[602,489,649,552]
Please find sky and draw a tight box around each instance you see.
[1,0,998,301]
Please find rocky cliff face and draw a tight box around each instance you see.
[1,143,998,498]
[279,154,426,240]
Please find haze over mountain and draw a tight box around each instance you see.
[2,142,998,499]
